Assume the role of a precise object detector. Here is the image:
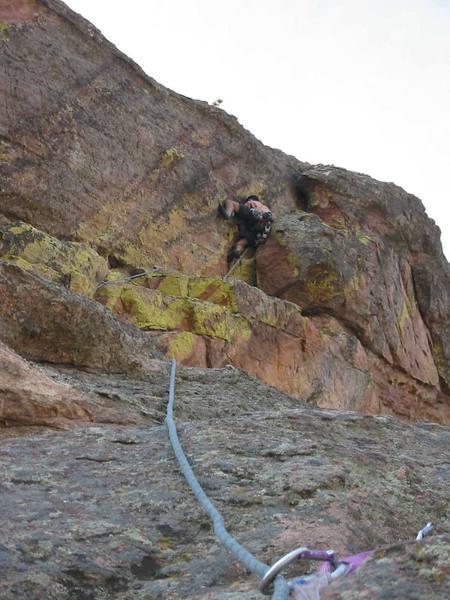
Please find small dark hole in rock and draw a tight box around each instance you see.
[107,255,126,269]
[130,555,160,580]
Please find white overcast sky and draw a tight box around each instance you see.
[65,0,450,259]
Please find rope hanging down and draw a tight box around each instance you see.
[165,359,290,600]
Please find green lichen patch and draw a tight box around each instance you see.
[166,332,196,361]
[356,232,376,246]
[132,272,189,297]
[120,286,190,331]
[94,281,125,313]
[397,300,411,333]
[304,267,340,303]
[191,300,251,341]
[159,147,184,169]
[228,257,256,286]
[188,276,238,311]
[96,280,251,344]
[0,220,108,296]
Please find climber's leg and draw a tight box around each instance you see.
[227,237,248,265]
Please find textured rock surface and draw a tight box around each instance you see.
[0,262,162,374]
[96,271,449,423]
[1,0,448,424]
[0,366,449,598]
[0,340,152,431]
[0,2,449,598]
[321,537,450,599]
[0,0,300,277]
[0,339,92,428]
[257,167,449,390]
[0,218,108,295]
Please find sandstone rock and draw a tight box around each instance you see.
[0,218,108,295]
[0,2,449,598]
[0,0,301,276]
[94,271,450,423]
[0,0,448,426]
[0,262,162,374]
[321,536,450,599]
[0,339,92,429]
[0,339,154,432]
[257,167,450,406]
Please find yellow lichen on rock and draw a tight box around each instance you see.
[191,300,251,341]
[94,281,125,312]
[120,286,190,330]
[95,275,251,344]
[159,147,184,169]
[305,268,340,303]
[229,257,256,285]
[76,198,137,248]
[165,331,195,361]
[0,220,108,295]
[188,276,238,310]
[133,272,189,297]
[397,300,411,333]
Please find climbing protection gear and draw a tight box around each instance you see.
[260,548,340,595]
[262,523,433,597]
[416,522,433,540]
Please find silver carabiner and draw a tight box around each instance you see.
[260,547,335,595]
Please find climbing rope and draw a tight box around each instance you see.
[165,359,434,598]
[224,247,250,280]
[165,359,290,600]
[95,269,158,290]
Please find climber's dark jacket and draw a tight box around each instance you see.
[235,204,273,248]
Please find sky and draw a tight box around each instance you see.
[65,0,450,259]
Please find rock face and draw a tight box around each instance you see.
[1,0,448,424]
[0,262,162,374]
[257,167,449,393]
[0,366,449,599]
[0,0,300,276]
[0,1,449,598]
[0,340,92,429]
[0,340,151,431]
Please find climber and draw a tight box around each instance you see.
[218,195,273,265]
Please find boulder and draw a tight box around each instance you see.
[0,262,162,374]
[0,339,92,429]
